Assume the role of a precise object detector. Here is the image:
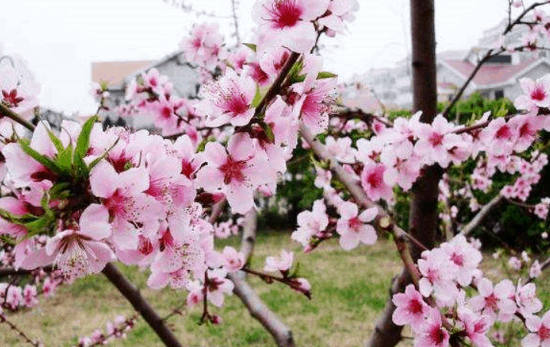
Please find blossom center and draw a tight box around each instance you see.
[218,90,249,117]
[484,293,499,311]
[348,217,362,231]
[269,0,303,29]
[366,170,383,188]
[138,236,154,255]
[531,87,546,101]
[219,156,247,184]
[539,325,550,340]
[2,89,24,108]
[407,298,423,314]
[161,106,172,119]
[429,132,444,147]
[519,122,533,138]
[428,325,447,345]
[495,125,512,139]
[104,189,131,217]
[450,252,464,266]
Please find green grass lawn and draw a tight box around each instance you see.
[1,233,549,346]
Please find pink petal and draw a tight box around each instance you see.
[522,334,541,347]
[203,142,228,167]
[147,271,170,290]
[119,167,150,195]
[86,241,116,273]
[359,225,377,245]
[359,207,378,222]
[227,133,254,161]
[226,183,254,214]
[90,161,119,198]
[339,231,359,251]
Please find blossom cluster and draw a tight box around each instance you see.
[392,235,548,347]
[0,54,40,119]
[76,315,137,347]
[0,0,363,324]
[2,2,550,345]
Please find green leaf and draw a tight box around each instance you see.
[45,127,65,153]
[24,216,53,238]
[56,145,74,171]
[251,86,262,108]
[290,70,338,84]
[75,115,98,160]
[316,71,337,80]
[243,43,257,52]
[73,154,89,180]
[287,59,304,84]
[49,182,71,200]
[99,80,109,91]
[262,122,275,144]
[0,235,15,246]
[87,137,120,171]
[288,262,301,279]
[291,74,306,83]
[19,140,63,175]
[196,136,215,153]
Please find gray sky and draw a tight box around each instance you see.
[0,0,524,115]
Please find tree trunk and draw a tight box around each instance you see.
[367,1,439,346]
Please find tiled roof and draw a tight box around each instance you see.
[443,57,539,86]
[91,60,153,86]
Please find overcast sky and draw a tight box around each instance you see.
[0,0,530,115]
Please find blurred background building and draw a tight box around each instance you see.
[342,19,550,112]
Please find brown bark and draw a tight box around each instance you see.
[102,263,183,347]
[367,1,439,346]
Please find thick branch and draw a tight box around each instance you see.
[239,209,257,260]
[228,272,296,347]
[102,263,183,347]
[459,195,504,236]
[368,2,440,347]
[228,209,296,347]
[0,103,35,131]
[366,269,411,347]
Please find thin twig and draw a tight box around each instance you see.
[254,52,300,118]
[460,195,504,236]
[0,314,41,346]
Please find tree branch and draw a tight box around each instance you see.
[254,52,300,118]
[366,269,411,347]
[102,263,183,347]
[0,314,41,346]
[239,209,257,262]
[0,266,54,278]
[228,273,296,347]
[504,1,550,34]
[0,103,36,131]
[459,195,504,237]
[227,209,297,347]
[299,123,421,282]
[441,50,498,118]
[230,0,241,45]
